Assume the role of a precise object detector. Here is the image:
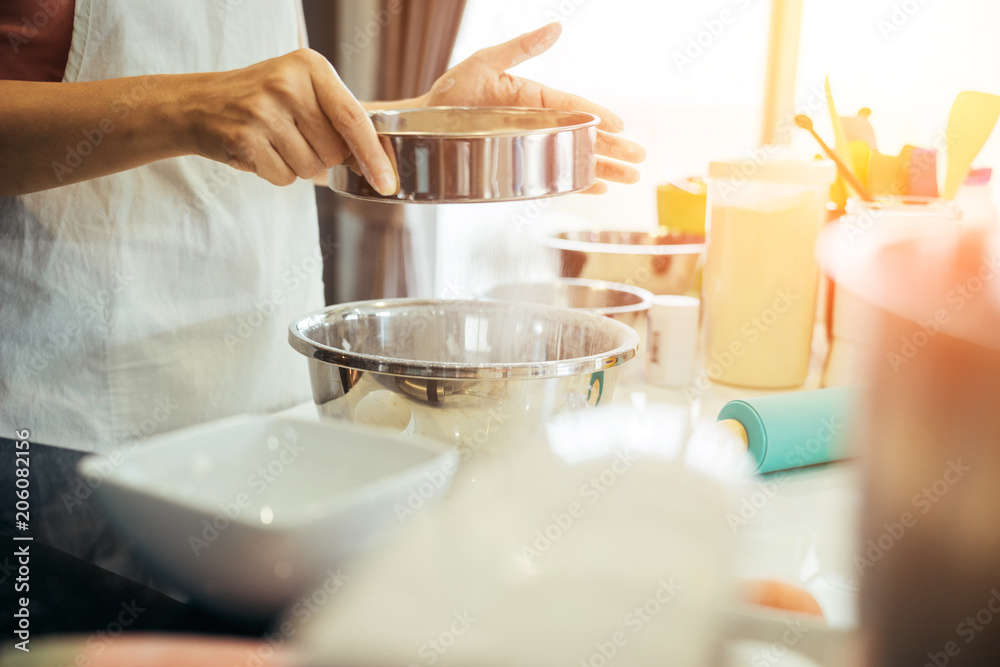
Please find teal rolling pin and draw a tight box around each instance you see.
[716,386,858,474]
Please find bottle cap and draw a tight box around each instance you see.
[646,295,699,388]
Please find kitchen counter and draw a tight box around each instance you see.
[0,377,861,658]
[0,437,272,642]
[611,381,861,629]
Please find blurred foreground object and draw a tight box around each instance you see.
[823,196,962,387]
[0,635,298,667]
[829,227,1000,665]
[291,406,854,665]
[740,578,825,620]
[942,91,1000,200]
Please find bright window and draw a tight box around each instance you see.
[437,0,1000,296]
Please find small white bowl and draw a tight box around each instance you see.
[79,416,457,619]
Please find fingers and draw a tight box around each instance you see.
[521,78,624,133]
[578,181,609,195]
[473,22,562,72]
[581,130,646,192]
[293,104,353,169]
[342,154,362,177]
[596,131,646,163]
[596,158,640,185]
[578,156,642,195]
[226,138,298,187]
[270,119,326,178]
[308,56,397,195]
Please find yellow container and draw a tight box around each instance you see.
[656,178,707,237]
[702,159,836,389]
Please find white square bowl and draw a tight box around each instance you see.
[78,415,457,619]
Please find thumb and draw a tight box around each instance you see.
[473,22,562,72]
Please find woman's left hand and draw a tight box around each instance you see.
[419,23,646,194]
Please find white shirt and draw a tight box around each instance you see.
[0,0,323,451]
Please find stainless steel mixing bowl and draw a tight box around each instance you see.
[328,107,598,203]
[539,230,705,296]
[481,277,652,334]
[288,299,638,456]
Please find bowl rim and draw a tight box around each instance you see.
[367,106,600,138]
[288,299,639,380]
[77,416,458,532]
[481,278,655,317]
[539,228,705,255]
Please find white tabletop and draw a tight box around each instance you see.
[281,377,861,624]
[279,373,861,666]
[615,380,861,627]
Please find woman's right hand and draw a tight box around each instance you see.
[185,49,397,194]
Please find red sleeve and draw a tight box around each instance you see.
[0,0,76,82]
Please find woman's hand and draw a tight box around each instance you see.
[187,49,397,194]
[419,23,646,194]
[0,49,398,196]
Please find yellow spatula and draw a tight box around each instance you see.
[825,78,853,207]
[942,91,1000,200]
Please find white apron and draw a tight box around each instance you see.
[0,0,323,452]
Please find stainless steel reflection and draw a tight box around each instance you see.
[539,230,705,296]
[288,299,638,450]
[482,278,653,331]
[303,0,468,302]
[306,0,467,102]
[329,108,598,203]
